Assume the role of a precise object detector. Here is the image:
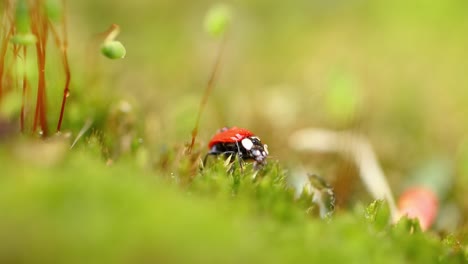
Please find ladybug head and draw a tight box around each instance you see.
[240,136,269,167]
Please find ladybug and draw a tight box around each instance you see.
[204,127,269,169]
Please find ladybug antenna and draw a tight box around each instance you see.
[188,4,232,154]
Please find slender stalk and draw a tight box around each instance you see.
[104,24,120,42]
[38,14,49,135]
[188,34,228,153]
[31,3,40,131]
[54,0,70,132]
[20,46,28,131]
[0,19,14,103]
[31,2,49,136]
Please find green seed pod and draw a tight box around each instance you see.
[15,0,30,34]
[10,33,37,45]
[101,40,126,59]
[204,3,232,38]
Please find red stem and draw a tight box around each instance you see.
[0,25,14,103]
[54,0,70,132]
[32,4,49,136]
[56,51,70,132]
[188,34,228,153]
[20,47,28,132]
[39,16,49,136]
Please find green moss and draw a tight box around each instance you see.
[0,146,465,263]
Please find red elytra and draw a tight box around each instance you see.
[208,127,255,149]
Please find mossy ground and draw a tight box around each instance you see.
[0,143,466,263]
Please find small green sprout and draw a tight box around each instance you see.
[204,3,232,38]
[100,24,127,59]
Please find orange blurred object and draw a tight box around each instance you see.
[398,187,439,231]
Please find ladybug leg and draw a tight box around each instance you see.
[234,141,245,173]
[202,153,212,168]
[202,150,224,168]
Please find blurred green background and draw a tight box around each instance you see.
[67,0,468,214]
[1,0,468,262]
[69,0,468,151]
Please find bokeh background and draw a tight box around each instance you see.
[65,0,468,227]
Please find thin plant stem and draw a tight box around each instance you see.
[20,46,28,132]
[0,16,14,103]
[188,33,228,153]
[31,2,49,136]
[51,0,71,132]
